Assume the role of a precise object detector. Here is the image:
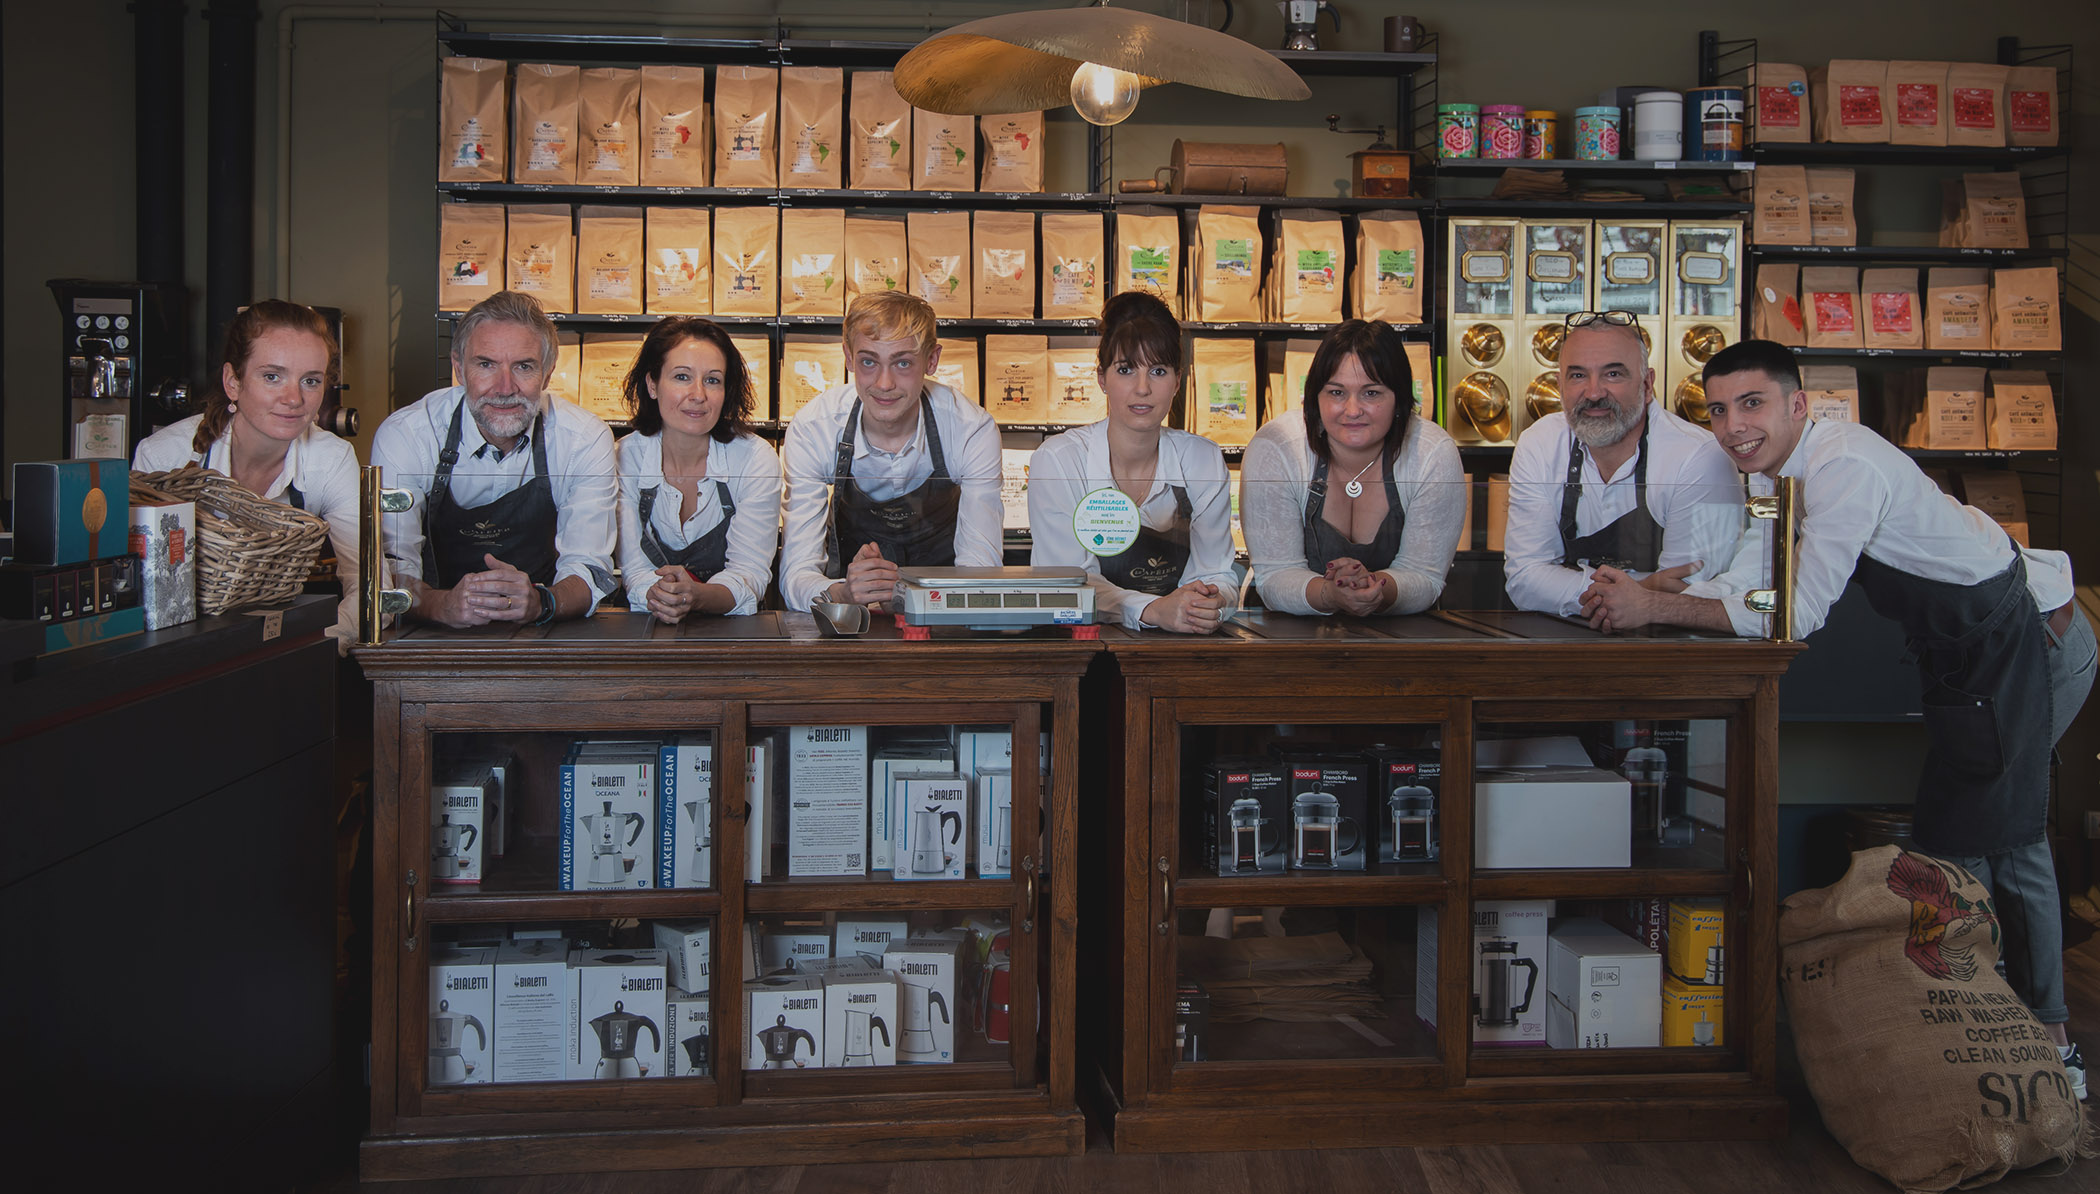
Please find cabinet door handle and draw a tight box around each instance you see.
[1021,855,1037,935]
[404,868,419,953]
[1157,872,1172,936]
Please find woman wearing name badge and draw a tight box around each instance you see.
[1026,291,1238,633]
[616,316,783,622]
[133,299,362,646]
[1241,319,1465,617]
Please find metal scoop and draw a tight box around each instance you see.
[812,602,871,637]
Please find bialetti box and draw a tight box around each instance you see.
[1364,747,1440,863]
[977,767,1014,879]
[1202,757,1289,876]
[1421,899,1551,1046]
[1546,918,1662,1050]
[427,945,495,1085]
[657,734,713,888]
[885,935,962,1063]
[834,917,910,963]
[759,923,832,973]
[892,772,969,880]
[665,987,712,1078]
[651,920,712,993]
[808,956,902,1067]
[560,745,657,890]
[788,725,869,876]
[871,737,956,871]
[493,938,572,1083]
[745,973,825,1071]
[572,948,668,1080]
[1281,755,1370,871]
[746,739,774,881]
[431,764,494,885]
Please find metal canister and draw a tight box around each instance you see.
[1480,105,1525,159]
[1437,103,1480,159]
[1684,86,1745,161]
[1574,106,1621,160]
[1523,110,1558,159]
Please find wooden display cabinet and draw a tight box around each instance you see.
[1083,610,1802,1152]
[357,614,1093,1179]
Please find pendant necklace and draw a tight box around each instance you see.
[1342,452,1381,499]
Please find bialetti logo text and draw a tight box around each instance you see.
[902,962,937,975]
[622,976,665,992]
[593,775,625,789]
[848,992,876,1004]
[445,794,479,809]
[786,997,818,1010]
[852,929,892,944]
[1294,768,1319,781]
[792,942,825,956]
[446,975,489,990]
[807,728,853,743]
[514,975,548,988]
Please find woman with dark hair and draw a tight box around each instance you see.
[1026,291,1238,633]
[134,298,362,644]
[1241,319,1464,616]
[615,316,782,621]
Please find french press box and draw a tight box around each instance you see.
[1203,757,1289,876]
[1282,756,1370,871]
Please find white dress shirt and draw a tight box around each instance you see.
[1025,421,1241,630]
[616,429,783,616]
[1240,413,1466,616]
[1685,419,2074,638]
[134,413,363,647]
[778,380,1004,612]
[1503,400,1746,617]
[370,386,620,613]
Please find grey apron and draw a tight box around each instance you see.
[1558,419,1662,574]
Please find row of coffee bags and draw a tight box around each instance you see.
[1127,207,1425,326]
[440,58,1044,192]
[1755,169,2026,249]
[1798,365,2056,453]
[1748,60,2058,147]
[1752,264,2059,352]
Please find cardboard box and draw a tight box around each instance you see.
[758,923,832,974]
[560,748,656,890]
[0,554,141,623]
[872,739,956,872]
[573,948,668,1079]
[811,957,902,1067]
[652,920,712,993]
[1475,767,1633,869]
[126,500,196,630]
[13,459,131,565]
[886,936,962,1063]
[1666,899,1726,983]
[892,772,968,880]
[787,725,869,876]
[834,917,911,964]
[745,973,824,1070]
[1202,757,1290,876]
[1365,747,1440,863]
[1546,918,1662,1049]
[431,764,494,885]
[746,739,774,881]
[665,987,711,1077]
[493,938,572,1083]
[428,945,495,1085]
[977,768,1014,879]
[1421,900,1551,1045]
[1175,979,1210,1061]
[1281,756,1371,871]
[1663,972,1725,1046]
[658,734,713,889]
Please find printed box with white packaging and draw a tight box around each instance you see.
[432,764,494,884]
[892,772,968,880]
[809,956,902,1067]
[871,739,956,871]
[787,725,869,876]
[658,734,713,888]
[428,945,495,1085]
[886,935,962,1063]
[1546,918,1662,1050]
[666,987,712,1077]
[977,767,1014,878]
[572,948,668,1080]
[759,923,832,973]
[652,920,712,993]
[493,938,572,1083]
[1666,899,1726,983]
[1663,973,1725,1046]
[1474,766,1632,869]
[127,498,196,630]
[747,739,774,881]
[745,973,825,1070]
[560,748,657,889]
[1420,899,1551,1046]
[835,917,911,963]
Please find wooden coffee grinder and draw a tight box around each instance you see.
[1329,115,1412,198]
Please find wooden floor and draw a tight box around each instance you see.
[303,922,2100,1194]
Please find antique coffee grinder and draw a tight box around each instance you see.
[428,999,487,1085]
[587,1000,661,1079]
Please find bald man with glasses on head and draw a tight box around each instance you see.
[1502,310,1745,617]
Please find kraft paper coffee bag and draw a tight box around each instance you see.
[845,212,908,305]
[578,333,643,424]
[1924,366,1987,449]
[974,211,1036,319]
[1801,266,1861,349]
[639,66,709,187]
[914,108,975,191]
[576,206,644,315]
[439,57,506,183]
[1040,212,1104,319]
[1190,336,1257,447]
[1925,267,1990,350]
[908,210,971,317]
[1810,60,1889,143]
[578,67,641,186]
[714,66,779,187]
[1749,62,1811,144]
[779,207,846,317]
[729,333,773,419]
[1886,60,1948,147]
[713,205,778,316]
[1947,62,2008,147]
[932,336,979,403]
[1115,207,1182,316]
[1193,205,1262,324]
[1800,365,1860,424]
[1273,209,1345,325]
[1992,266,2060,351]
[1275,338,1319,421]
[506,204,574,313]
[1959,470,2030,545]
[1353,211,1425,325]
[547,331,581,405]
[1752,165,1810,245]
[778,333,845,420]
[2006,65,2059,147]
[1805,168,1857,246]
[1962,173,2028,249]
[438,203,505,312]
[1044,336,1105,425]
[1860,267,1920,350]
[983,334,1049,423]
[512,63,579,184]
[1752,263,1805,346]
[850,71,911,191]
[645,206,710,314]
[979,112,1044,193]
[1987,371,2056,451]
[779,66,844,189]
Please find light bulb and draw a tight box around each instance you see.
[1069,61,1141,126]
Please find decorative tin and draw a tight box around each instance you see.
[1574,106,1621,160]
[1523,110,1558,159]
[1437,103,1480,158]
[1684,86,1745,161]
[1481,106,1525,159]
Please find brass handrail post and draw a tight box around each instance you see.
[358,465,416,646]
[1743,476,1801,643]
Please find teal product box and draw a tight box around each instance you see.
[14,459,131,565]
[44,605,146,653]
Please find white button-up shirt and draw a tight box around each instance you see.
[778,381,1004,612]
[616,429,783,616]
[1503,400,1746,617]
[1025,421,1241,630]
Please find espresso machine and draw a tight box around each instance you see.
[580,800,646,887]
[838,1010,892,1067]
[909,806,962,874]
[898,981,951,1062]
[431,814,478,880]
[754,1014,818,1069]
[428,999,487,1085]
[587,1001,661,1079]
[1473,935,1539,1029]
[1289,790,1360,870]
[48,279,189,460]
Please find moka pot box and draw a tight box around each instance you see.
[561,749,656,889]
[745,972,825,1070]
[835,917,910,964]
[428,945,495,1085]
[432,764,494,884]
[493,938,572,1083]
[572,948,668,1080]
[788,725,869,876]
[658,734,713,888]
[892,772,968,880]
[652,920,712,993]
[977,767,1014,879]
[665,988,712,1077]
[872,740,955,871]
[886,935,962,1063]
[809,956,902,1067]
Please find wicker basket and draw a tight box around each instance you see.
[131,465,329,615]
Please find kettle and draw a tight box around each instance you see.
[588,1000,661,1079]
[1277,0,1340,51]
[428,998,487,1085]
[840,1009,891,1067]
[909,805,963,874]
[754,1014,817,1070]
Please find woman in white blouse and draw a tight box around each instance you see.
[1241,319,1465,616]
[1027,291,1237,632]
[616,317,783,621]
[133,300,361,645]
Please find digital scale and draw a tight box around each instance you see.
[892,567,1097,632]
